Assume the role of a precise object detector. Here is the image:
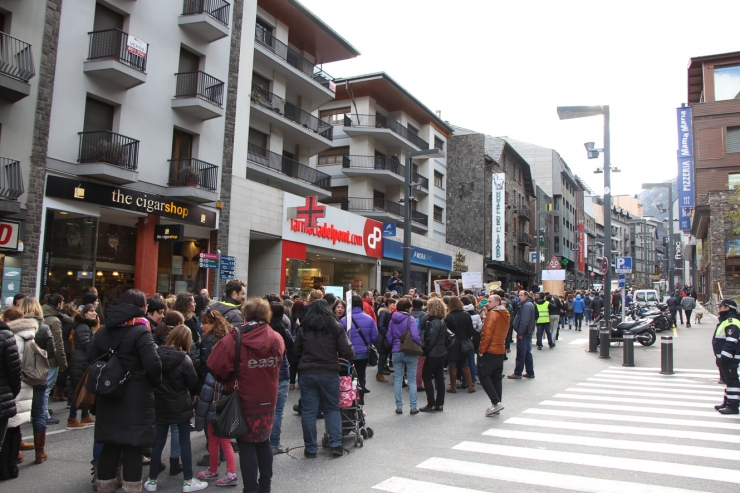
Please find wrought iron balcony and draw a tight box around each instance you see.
[174,71,224,107]
[78,130,140,171]
[517,231,532,245]
[182,0,231,26]
[168,158,218,192]
[0,32,35,82]
[0,158,24,200]
[343,114,429,150]
[247,144,330,190]
[517,204,532,221]
[254,24,333,91]
[334,197,427,226]
[250,83,333,140]
[87,29,147,72]
[342,155,405,178]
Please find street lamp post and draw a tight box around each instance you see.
[403,148,445,295]
[642,183,674,292]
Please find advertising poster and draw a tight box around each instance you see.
[434,279,460,295]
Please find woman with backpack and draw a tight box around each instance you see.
[66,303,99,430]
[386,298,422,414]
[418,298,448,413]
[143,325,206,492]
[87,290,162,493]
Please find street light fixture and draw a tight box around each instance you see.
[642,182,674,292]
[557,104,612,358]
[403,148,445,294]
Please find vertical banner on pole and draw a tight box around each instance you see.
[676,107,695,230]
[492,174,505,261]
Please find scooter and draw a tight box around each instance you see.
[595,313,657,346]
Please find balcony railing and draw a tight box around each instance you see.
[412,171,429,190]
[174,71,225,107]
[247,144,330,190]
[0,32,35,82]
[342,155,405,178]
[78,130,140,171]
[182,0,231,26]
[412,209,428,226]
[517,204,532,221]
[343,114,429,150]
[517,231,532,245]
[87,29,147,72]
[168,158,218,192]
[0,158,24,200]
[250,84,333,140]
[254,25,333,90]
[333,197,428,225]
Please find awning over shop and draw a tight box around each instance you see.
[486,260,534,278]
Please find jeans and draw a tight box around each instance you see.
[479,353,505,404]
[549,315,560,341]
[237,439,272,493]
[505,325,514,351]
[270,380,289,447]
[149,422,192,480]
[684,309,693,325]
[44,366,59,419]
[575,313,583,329]
[513,335,534,376]
[299,374,341,453]
[585,309,592,323]
[68,392,90,420]
[392,352,418,410]
[421,355,445,408]
[536,323,554,348]
[467,351,477,383]
[170,423,180,458]
[31,386,48,433]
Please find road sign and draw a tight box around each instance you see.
[618,273,625,288]
[602,257,608,273]
[529,251,537,263]
[382,222,396,237]
[615,256,632,273]
[220,255,236,279]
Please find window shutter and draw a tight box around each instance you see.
[728,127,740,154]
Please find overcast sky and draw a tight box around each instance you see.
[301,0,740,197]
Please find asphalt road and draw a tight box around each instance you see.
[11,311,737,493]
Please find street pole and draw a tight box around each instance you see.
[603,108,612,334]
[535,209,541,287]
[668,185,674,293]
[403,154,412,296]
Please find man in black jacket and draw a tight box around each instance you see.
[591,294,605,321]
[211,280,246,328]
[508,291,536,379]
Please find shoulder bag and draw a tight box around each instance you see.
[84,335,130,400]
[451,315,475,355]
[211,328,249,439]
[400,315,423,356]
[74,366,96,410]
[352,319,378,367]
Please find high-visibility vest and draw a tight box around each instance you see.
[716,318,740,338]
[536,301,550,324]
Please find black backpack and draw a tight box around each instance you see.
[85,334,130,400]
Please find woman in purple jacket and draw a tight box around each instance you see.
[386,299,422,415]
[340,296,378,405]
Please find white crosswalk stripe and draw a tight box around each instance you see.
[372,368,738,492]
[608,366,717,373]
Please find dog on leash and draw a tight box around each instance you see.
[694,312,703,325]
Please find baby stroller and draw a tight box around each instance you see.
[322,358,374,448]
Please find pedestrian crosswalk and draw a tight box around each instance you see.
[372,366,739,493]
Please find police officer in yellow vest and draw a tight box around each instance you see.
[713,299,740,414]
[534,292,555,350]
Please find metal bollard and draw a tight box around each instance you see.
[599,325,611,359]
[588,324,599,353]
[622,333,635,367]
[661,336,674,375]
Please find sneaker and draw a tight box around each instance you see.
[80,415,95,425]
[507,373,522,379]
[198,469,219,480]
[215,472,238,487]
[183,477,209,492]
[143,479,157,492]
[485,403,505,416]
[395,408,403,415]
[66,418,87,430]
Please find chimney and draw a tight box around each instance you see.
[435,110,441,119]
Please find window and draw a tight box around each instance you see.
[320,107,350,126]
[714,64,740,101]
[434,136,444,151]
[317,147,348,165]
[255,18,273,45]
[171,129,193,160]
[726,259,740,286]
[729,173,740,190]
[728,127,740,153]
[434,171,444,188]
[554,237,560,253]
[433,206,443,223]
[94,3,124,30]
[407,124,418,135]
[83,97,114,132]
[251,72,270,90]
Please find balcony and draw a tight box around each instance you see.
[247,144,331,198]
[167,158,219,203]
[517,204,532,221]
[412,171,429,191]
[249,84,333,154]
[341,155,404,185]
[179,0,230,42]
[83,29,147,89]
[77,130,139,184]
[0,32,35,102]
[253,25,334,109]
[172,71,225,120]
[517,231,532,245]
[343,114,429,150]
[0,158,24,213]
[329,197,428,232]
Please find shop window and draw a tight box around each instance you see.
[434,136,444,151]
[83,97,114,132]
[434,171,444,189]
[320,107,351,126]
[433,206,443,223]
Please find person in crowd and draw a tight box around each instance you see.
[281,299,292,319]
[56,302,77,404]
[293,299,351,457]
[572,293,585,331]
[461,296,481,385]
[164,295,177,311]
[409,298,427,390]
[143,325,206,492]
[444,297,476,393]
[173,293,200,346]
[146,298,167,335]
[268,304,293,456]
[375,298,395,383]
[611,290,622,313]
[211,280,246,328]
[591,293,605,321]
[362,291,378,324]
[583,292,593,324]
[565,294,575,329]
[534,292,554,350]
[17,298,54,462]
[713,299,740,415]
[547,293,562,341]
[681,293,696,328]
[387,298,421,414]
[209,298,285,489]
[288,300,306,391]
[479,295,511,416]
[331,299,346,320]
[0,314,23,480]
[42,294,69,417]
[418,298,448,412]
[340,295,378,405]
[508,290,536,379]
[386,271,404,294]
[12,293,27,308]
[87,290,162,493]
[66,303,99,429]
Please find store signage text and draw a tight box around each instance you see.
[289,218,362,246]
[676,107,695,224]
[111,189,189,219]
[492,174,505,261]
[0,220,20,251]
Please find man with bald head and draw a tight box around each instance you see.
[508,290,536,379]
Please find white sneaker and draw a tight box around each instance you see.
[143,479,157,492]
[183,477,209,492]
[485,403,504,416]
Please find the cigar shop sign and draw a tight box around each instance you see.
[45,176,217,228]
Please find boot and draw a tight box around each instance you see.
[121,480,143,493]
[20,440,33,451]
[462,367,476,393]
[376,373,388,383]
[94,478,118,493]
[33,431,47,464]
[169,457,183,476]
[51,386,66,402]
[16,452,23,464]
[91,461,98,491]
[446,368,458,393]
[3,428,20,479]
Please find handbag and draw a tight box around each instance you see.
[211,328,249,439]
[84,336,130,400]
[400,315,423,356]
[74,366,96,410]
[352,319,378,367]
[450,315,475,355]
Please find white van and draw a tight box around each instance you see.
[633,289,660,306]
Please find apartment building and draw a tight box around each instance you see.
[629,217,658,288]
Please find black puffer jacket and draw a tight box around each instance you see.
[0,325,22,420]
[154,345,197,424]
[70,315,96,388]
[199,333,216,371]
[154,324,203,394]
[87,303,162,447]
[31,316,55,362]
[444,310,476,362]
[182,314,200,346]
[420,315,448,359]
[194,373,221,432]
[294,319,354,375]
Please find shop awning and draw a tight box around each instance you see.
[485,260,535,278]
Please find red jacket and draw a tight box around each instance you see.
[209,323,285,415]
[362,297,377,324]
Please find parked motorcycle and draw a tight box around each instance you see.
[594,313,657,346]
[626,302,673,332]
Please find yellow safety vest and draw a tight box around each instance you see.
[716,318,740,338]
[536,301,550,324]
